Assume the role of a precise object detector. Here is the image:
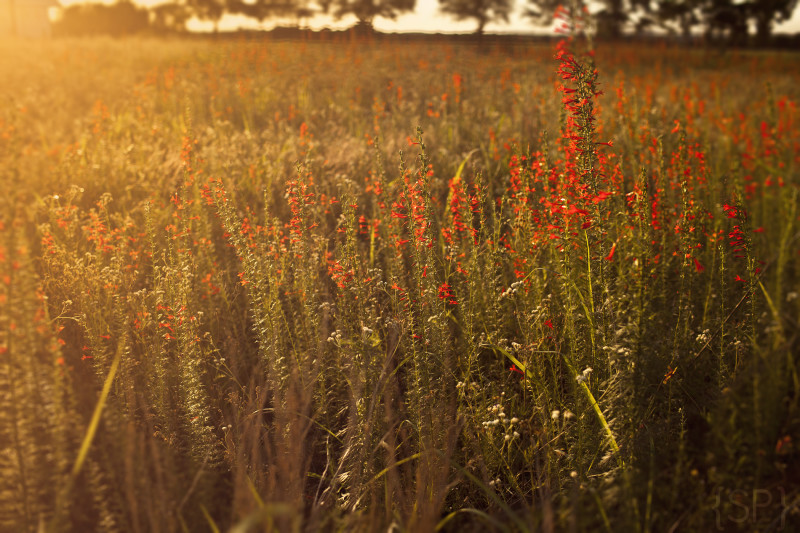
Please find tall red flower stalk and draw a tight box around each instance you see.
[556,38,607,200]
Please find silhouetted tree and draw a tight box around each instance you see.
[319,0,415,31]
[149,2,191,33]
[228,0,312,27]
[53,0,149,37]
[526,0,568,26]
[594,0,626,38]
[438,0,513,35]
[527,0,644,39]
[701,0,748,44]
[649,0,701,38]
[526,0,798,44]
[187,0,226,31]
[747,0,798,44]
[650,0,798,45]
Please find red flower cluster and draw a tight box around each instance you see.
[437,283,457,306]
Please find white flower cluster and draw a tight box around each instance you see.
[602,344,632,357]
[575,367,593,384]
[695,329,711,344]
[326,329,343,345]
[456,381,480,391]
[482,403,520,441]
[551,409,575,421]
[500,281,523,299]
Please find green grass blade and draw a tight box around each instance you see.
[71,338,124,477]
[436,507,513,532]
[200,504,221,533]
[446,455,531,533]
[561,355,624,468]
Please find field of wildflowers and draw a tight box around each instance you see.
[1,33,799,532]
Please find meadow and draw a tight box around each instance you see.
[0,34,799,532]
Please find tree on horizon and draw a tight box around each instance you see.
[744,0,798,44]
[186,0,226,31]
[646,0,798,44]
[438,0,513,35]
[227,0,314,28]
[319,0,415,31]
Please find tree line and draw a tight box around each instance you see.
[53,0,798,45]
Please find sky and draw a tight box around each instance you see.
[199,0,552,34]
[54,0,800,35]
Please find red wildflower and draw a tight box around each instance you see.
[604,242,617,261]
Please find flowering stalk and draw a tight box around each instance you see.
[554,8,616,371]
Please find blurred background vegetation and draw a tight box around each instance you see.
[36,0,800,48]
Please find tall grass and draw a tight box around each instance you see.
[1,35,798,531]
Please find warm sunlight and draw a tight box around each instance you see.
[1,1,799,531]
[43,0,800,35]
[1,0,59,37]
